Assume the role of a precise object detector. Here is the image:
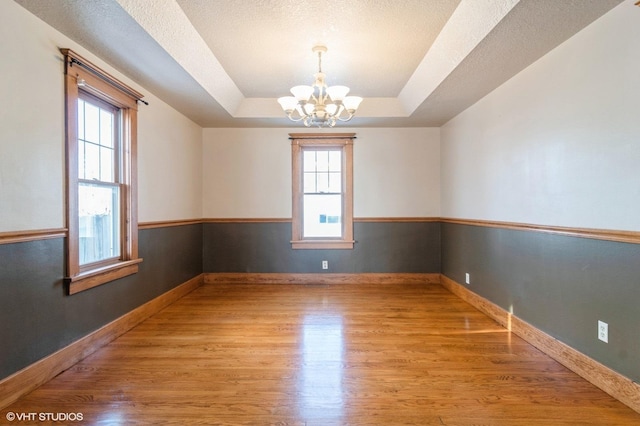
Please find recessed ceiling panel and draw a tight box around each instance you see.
[176,0,461,98]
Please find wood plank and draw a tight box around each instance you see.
[440,274,640,414]
[4,280,639,424]
[0,274,203,409]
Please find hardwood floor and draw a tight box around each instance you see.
[4,282,640,425]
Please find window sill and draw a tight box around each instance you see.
[65,258,143,295]
[291,240,354,250]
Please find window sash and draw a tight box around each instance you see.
[303,193,343,238]
[78,181,122,267]
[77,93,121,184]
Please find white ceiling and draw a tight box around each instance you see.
[15,0,623,128]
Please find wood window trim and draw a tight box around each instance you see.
[290,133,355,249]
[61,49,143,294]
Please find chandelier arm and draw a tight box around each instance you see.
[330,103,345,119]
[285,110,306,122]
[336,111,356,122]
[298,101,313,120]
[303,116,314,127]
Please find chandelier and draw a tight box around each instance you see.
[277,45,363,128]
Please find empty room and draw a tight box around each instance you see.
[1,0,639,424]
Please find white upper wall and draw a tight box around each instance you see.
[202,128,440,218]
[0,0,202,232]
[137,92,202,223]
[9,0,635,230]
[0,0,65,231]
[441,0,640,231]
[354,128,440,218]
[202,128,291,219]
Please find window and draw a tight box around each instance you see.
[291,133,354,249]
[78,94,121,265]
[61,49,143,294]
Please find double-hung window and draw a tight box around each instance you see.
[291,133,355,249]
[77,93,121,266]
[61,49,143,294]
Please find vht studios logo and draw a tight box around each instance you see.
[5,412,84,422]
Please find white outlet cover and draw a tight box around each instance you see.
[598,320,608,343]
[465,273,470,284]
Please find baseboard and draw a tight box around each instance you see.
[440,274,640,414]
[204,272,441,285]
[0,273,204,410]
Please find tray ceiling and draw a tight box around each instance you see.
[15,0,623,127]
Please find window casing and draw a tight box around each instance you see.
[61,49,143,294]
[291,133,354,249]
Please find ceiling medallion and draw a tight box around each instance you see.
[278,45,363,128]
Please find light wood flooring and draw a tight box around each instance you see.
[4,282,640,425]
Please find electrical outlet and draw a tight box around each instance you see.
[598,320,608,343]
[322,260,328,270]
[465,273,470,284]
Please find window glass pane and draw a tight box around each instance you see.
[77,99,85,141]
[100,110,113,148]
[303,172,316,193]
[78,182,120,265]
[78,140,85,179]
[84,102,100,144]
[317,172,330,193]
[303,194,342,238]
[84,142,100,180]
[328,151,341,172]
[316,151,329,172]
[303,151,316,172]
[328,172,342,193]
[100,146,114,182]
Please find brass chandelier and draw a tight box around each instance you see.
[277,45,363,128]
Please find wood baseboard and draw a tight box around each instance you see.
[440,274,640,414]
[0,274,204,410]
[204,272,440,285]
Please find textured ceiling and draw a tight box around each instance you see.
[176,0,460,98]
[14,0,625,127]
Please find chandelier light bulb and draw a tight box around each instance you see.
[277,96,298,112]
[277,45,362,128]
[343,96,363,112]
[326,85,350,102]
[290,85,314,102]
[326,103,338,115]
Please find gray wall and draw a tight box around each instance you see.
[441,222,640,382]
[0,224,202,380]
[4,219,638,389]
[203,221,441,273]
